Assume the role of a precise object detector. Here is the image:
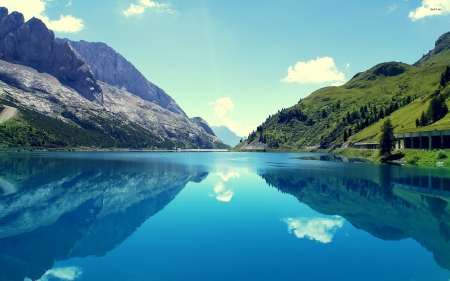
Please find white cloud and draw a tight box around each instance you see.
[38,266,83,281]
[213,182,234,202]
[388,4,397,12]
[209,97,235,118]
[283,217,344,243]
[0,0,84,33]
[281,56,346,84]
[331,82,344,87]
[67,0,72,7]
[345,63,350,69]
[217,172,240,182]
[409,0,450,21]
[208,97,254,137]
[123,0,175,17]
[45,14,84,33]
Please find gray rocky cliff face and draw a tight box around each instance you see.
[0,59,226,148]
[0,8,100,100]
[56,38,186,116]
[190,117,216,136]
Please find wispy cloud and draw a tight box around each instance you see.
[209,97,234,118]
[281,56,346,85]
[409,0,450,21]
[217,172,240,182]
[388,4,397,12]
[283,217,344,243]
[123,0,176,17]
[0,0,84,33]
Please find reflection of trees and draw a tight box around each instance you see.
[259,165,450,271]
[0,154,208,281]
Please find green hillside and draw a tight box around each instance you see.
[237,32,450,150]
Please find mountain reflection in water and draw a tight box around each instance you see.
[0,153,208,281]
[1,152,450,280]
[259,164,450,271]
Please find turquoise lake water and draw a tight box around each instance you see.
[0,151,450,281]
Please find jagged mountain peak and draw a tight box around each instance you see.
[0,7,101,100]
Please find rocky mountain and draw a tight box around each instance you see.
[0,8,100,100]
[0,7,227,149]
[56,38,185,115]
[211,125,244,147]
[237,31,450,150]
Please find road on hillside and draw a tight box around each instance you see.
[0,106,18,123]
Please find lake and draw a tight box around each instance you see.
[0,151,449,281]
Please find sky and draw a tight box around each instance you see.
[1,0,450,136]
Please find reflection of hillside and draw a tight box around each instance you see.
[260,165,450,271]
[0,154,208,281]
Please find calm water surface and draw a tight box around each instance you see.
[0,151,450,281]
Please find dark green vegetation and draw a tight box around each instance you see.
[0,97,229,150]
[379,118,395,156]
[0,100,162,149]
[237,32,450,150]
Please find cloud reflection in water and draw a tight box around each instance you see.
[210,172,240,202]
[283,217,344,243]
[36,266,83,281]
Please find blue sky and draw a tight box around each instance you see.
[2,0,450,136]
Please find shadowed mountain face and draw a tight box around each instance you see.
[259,164,450,271]
[0,153,208,281]
[0,8,100,100]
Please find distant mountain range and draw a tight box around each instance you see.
[211,126,245,147]
[237,31,450,150]
[0,7,228,149]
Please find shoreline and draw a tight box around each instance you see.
[2,146,449,168]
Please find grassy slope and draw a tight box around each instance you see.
[350,49,450,142]
[239,47,450,150]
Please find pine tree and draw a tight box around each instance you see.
[420,110,428,126]
[427,94,448,123]
[379,118,395,156]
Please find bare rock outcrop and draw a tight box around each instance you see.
[190,117,216,136]
[0,8,100,100]
[57,38,186,115]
